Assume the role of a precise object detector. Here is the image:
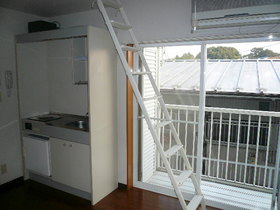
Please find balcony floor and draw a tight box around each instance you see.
[147,171,273,210]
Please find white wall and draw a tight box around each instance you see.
[17,42,50,118]
[47,39,88,116]
[49,0,280,185]
[0,7,44,184]
[17,38,88,118]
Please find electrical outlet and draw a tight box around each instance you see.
[1,164,7,175]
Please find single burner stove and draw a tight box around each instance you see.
[28,114,61,122]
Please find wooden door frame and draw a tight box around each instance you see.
[126,44,134,189]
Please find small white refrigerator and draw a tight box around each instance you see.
[23,135,51,176]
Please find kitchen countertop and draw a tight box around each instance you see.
[22,113,89,145]
[44,114,89,132]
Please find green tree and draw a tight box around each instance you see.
[195,46,241,59]
[244,47,279,59]
[175,52,194,59]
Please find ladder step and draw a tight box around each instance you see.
[121,45,140,52]
[143,95,162,102]
[111,20,132,30]
[103,0,122,9]
[156,120,172,128]
[131,72,151,75]
[164,144,183,158]
[187,195,203,210]
[177,170,192,186]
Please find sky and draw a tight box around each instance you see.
[163,41,280,59]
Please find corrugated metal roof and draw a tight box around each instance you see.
[160,59,280,95]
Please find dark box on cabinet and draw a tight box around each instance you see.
[28,20,59,33]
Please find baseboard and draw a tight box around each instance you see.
[29,173,91,200]
[0,177,24,193]
[118,183,127,190]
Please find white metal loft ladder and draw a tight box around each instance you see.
[94,0,206,209]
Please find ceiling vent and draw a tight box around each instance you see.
[192,0,280,30]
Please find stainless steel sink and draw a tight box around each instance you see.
[66,120,89,130]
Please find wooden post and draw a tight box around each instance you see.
[126,44,134,189]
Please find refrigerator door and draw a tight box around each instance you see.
[23,135,51,176]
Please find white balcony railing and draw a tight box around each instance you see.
[156,104,280,191]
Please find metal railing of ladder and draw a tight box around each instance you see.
[93,0,206,209]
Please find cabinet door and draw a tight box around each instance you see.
[50,138,72,187]
[68,141,91,193]
[50,137,91,193]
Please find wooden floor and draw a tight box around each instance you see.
[0,180,218,210]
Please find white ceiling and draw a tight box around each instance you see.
[0,0,95,17]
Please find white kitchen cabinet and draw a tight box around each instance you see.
[88,26,117,204]
[50,137,91,193]
[17,26,118,204]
